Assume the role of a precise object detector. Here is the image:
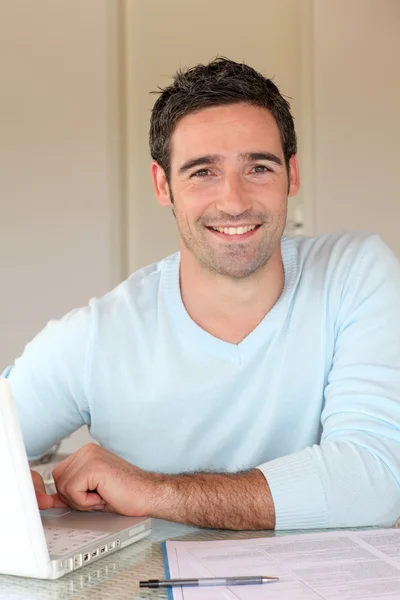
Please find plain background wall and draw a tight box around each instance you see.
[124,0,306,273]
[0,0,120,452]
[0,0,115,370]
[313,0,400,255]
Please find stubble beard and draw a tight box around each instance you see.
[174,207,287,280]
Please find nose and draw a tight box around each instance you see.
[214,173,252,216]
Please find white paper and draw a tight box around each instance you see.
[165,529,400,600]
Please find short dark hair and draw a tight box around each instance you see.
[149,57,297,181]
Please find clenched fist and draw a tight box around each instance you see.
[51,444,161,515]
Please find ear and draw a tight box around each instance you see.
[151,161,173,207]
[287,154,300,197]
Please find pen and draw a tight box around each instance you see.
[139,575,279,588]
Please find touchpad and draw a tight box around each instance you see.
[40,508,71,517]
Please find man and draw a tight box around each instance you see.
[4,58,400,531]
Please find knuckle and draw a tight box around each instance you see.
[63,483,73,498]
[93,458,104,471]
[52,471,60,485]
[83,443,98,456]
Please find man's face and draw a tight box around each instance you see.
[153,103,299,279]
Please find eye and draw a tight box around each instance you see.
[191,168,212,178]
[251,165,272,174]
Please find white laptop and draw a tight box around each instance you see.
[0,378,152,579]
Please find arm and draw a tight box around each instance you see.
[3,306,91,460]
[150,468,275,530]
[258,235,400,529]
[52,445,276,529]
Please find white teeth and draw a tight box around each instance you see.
[211,225,258,236]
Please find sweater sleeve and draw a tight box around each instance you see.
[258,235,400,529]
[2,305,92,460]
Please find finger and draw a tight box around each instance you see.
[85,491,106,506]
[35,488,54,509]
[52,447,95,496]
[50,493,70,508]
[52,452,77,481]
[32,471,53,509]
[31,470,46,494]
[55,479,106,512]
[52,444,102,482]
[52,457,86,505]
[57,493,105,512]
[88,503,113,515]
[54,454,107,511]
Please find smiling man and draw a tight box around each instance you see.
[152,101,297,347]
[4,58,400,530]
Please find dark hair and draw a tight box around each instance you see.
[149,57,297,181]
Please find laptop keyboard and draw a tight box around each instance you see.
[44,526,109,556]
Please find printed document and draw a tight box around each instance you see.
[164,529,400,600]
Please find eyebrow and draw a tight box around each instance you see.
[178,151,283,174]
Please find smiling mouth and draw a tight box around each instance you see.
[206,224,261,236]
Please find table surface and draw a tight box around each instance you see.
[0,519,382,600]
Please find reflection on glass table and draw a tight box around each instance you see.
[0,518,383,600]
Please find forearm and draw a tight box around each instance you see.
[149,468,276,530]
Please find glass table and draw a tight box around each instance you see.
[0,518,385,600]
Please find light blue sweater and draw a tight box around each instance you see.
[4,232,400,529]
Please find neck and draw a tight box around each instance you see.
[179,245,284,344]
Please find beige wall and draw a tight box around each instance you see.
[124,0,305,272]
[0,0,120,452]
[0,0,117,371]
[313,0,400,254]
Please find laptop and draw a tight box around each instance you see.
[0,377,152,579]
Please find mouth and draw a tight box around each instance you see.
[205,224,262,240]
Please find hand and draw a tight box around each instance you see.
[31,469,69,510]
[52,444,159,515]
